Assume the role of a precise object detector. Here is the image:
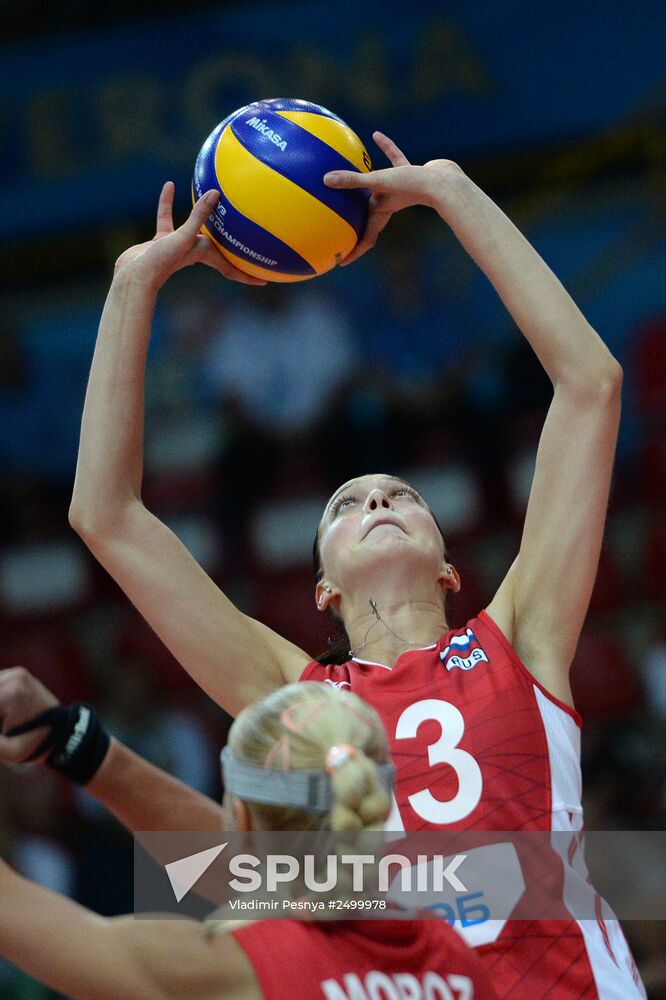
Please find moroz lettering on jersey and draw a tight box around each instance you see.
[232,916,497,1000]
[301,611,646,1000]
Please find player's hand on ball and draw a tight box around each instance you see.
[114,183,267,288]
[0,667,59,765]
[324,131,461,265]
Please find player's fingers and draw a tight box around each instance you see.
[0,730,47,765]
[0,667,58,717]
[208,259,269,286]
[193,235,268,285]
[372,130,411,167]
[324,164,413,195]
[155,181,176,236]
[340,201,393,266]
[0,667,34,719]
[179,190,221,242]
[324,168,391,191]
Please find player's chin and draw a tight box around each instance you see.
[362,532,414,557]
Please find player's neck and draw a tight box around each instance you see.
[344,599,447,667]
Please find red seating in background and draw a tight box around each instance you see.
[638,431,666,507]
[251,567,330,659]
[643,513,666,602]
[115,610,203,698]
[1,623,91,704]
[570,631,643,719]
[632,316,666,417]
[449,563,487,629]
[142,469,216,512]
[587,546,624,618]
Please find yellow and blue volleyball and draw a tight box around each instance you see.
[193,98,372,282]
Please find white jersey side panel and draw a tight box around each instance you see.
[534,686,646,1000]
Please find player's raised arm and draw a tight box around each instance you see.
[427,164,620,703]
[69,185,311,715]
[326,133,622,700]
[326,134,622,703]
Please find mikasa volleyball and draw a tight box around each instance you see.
[193,98,372,282]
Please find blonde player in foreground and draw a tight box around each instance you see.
[0,682,496,1000]
[67,131,645,998]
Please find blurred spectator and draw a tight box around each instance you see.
[204,283,358,438]
[201,283,359,571]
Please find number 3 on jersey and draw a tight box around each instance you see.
[387,699,483,830]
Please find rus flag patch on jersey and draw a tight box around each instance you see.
[440,628,489,671]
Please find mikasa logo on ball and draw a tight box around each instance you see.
[245,117,288,150]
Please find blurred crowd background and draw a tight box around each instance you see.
[0,1,665,996]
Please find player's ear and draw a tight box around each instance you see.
[439,564,461,594]
[315,582,335,613]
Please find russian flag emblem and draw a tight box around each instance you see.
[440,628,489,671]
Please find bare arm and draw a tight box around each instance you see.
[327,134,622,702]
[0,667,223,831]
[431,167,621,703]
[87,737,225,831]
[69,185,310,715]
[0,860,259,1000]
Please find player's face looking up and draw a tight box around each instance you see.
[314,474,455,612]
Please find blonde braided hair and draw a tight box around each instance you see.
[228,682,391,832]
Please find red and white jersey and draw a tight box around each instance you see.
[301,611,646,1000]
[232,917,497,1000]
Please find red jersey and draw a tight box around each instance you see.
[232,917,497,999]
[301,611,645,1000]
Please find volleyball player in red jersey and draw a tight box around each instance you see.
[0,683,496,1000]
[66,133,646,998]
